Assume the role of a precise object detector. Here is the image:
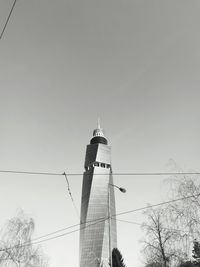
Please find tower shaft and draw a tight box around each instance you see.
[80,135,117,267]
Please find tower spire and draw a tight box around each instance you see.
[97,117,101,129]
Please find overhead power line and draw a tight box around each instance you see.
[30,217,106,243]
[115,219,189,234]
[0,214,198,260]
[0,169,199,176]
[116,218,200,238]
[109,172,200,176]
[30,217,107,246]
[31,223,80,242]
[0,170,62,176]
[116,218,142,226]
[1,192,199,251]
[0,0,17,41]
[113,192,200,217]
[68,172,200,176]
[0,217,108,252]
[0,170,79,221]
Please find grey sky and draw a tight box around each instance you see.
[0,0,200,266]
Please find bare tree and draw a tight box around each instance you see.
[165,161,200,235]
[142,208,183,267]
[164,173,200,261]
[0,210,48,267]
[169,176,200,235]
[142,162,200,267]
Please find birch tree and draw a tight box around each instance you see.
[0,211,48,267]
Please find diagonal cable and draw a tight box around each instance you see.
[63,172,80,219]
[0,193,200,251]
[0,217,108,252]
[0,0,17,41]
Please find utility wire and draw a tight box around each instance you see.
[116,218,142,226]
[0,171,80,221]
[30,217,107,243]
[107,172,200,176]
[63,172,80,220]
[1,192,199,251]
[0,217,196,261]
[0,0,17,41]
[0,170,199,176]
[113,193,200,217]
[115,219,190,234]
[0,170,62,176]
[115,218,200,240]
[0,219,108,260]
[31,217,107,246]
[0,217,108,252]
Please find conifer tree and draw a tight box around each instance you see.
[192,240,200,261]
[112,248,126,267]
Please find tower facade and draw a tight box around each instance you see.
[80,126,117,267]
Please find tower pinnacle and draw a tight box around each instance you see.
[93,118,105,138]
[90,119,108,145]
[97,117,101,129]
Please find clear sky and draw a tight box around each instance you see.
[0,0,200,266]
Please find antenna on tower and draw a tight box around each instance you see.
[97,117,101,129]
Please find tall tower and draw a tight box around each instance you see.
[80,124,117,267]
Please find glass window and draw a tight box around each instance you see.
[101,163,105,168]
